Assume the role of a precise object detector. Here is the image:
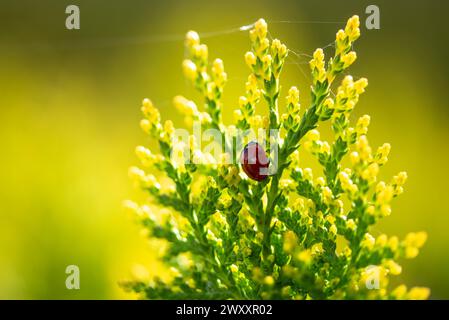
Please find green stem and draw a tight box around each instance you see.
[261,83,330,261]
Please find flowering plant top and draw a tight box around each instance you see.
[123,16,429,300]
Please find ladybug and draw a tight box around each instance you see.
[240,141,270,181]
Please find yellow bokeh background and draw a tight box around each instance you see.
[0,0,448,298]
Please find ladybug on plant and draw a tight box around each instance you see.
[240,141,270,181]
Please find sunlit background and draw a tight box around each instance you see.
[0,0,448,299]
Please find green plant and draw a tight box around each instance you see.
[123,16,429,299]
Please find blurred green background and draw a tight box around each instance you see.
[0,0,448,299]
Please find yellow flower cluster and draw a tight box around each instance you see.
[237,206,256,233]
[356,115,370,136]
[128,166,160,191]
[135,145,164,167]
[338,170,358,196]
[334,76,369,113]
[124,15,429,301]
[140,98,162,136]
[329,15,360,82]
[235,74,260,130]
[375,142,391,165]
[391,171,407,196]
[173,95,211,126]
[391,285,430,300]
[245,18,287,81]
[183,30,227,127]
[281,86,301,131]
[309,48,326,84]
[403,232,427,259]
[308,15,361,87]
[303,129,331,156]
[271,39,288,78]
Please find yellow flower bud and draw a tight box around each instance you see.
[350,151,360,166]
[376,234,388,247]
[313,46,323,59]
[233,109,244,122]
[322,187,333,204]
[326,214,336,224]
[376,143,391,165]
[366,205,375,216]
[405,232,427,248]
[141,98,161,125]
[341,51,357,68]
[239,95,248,109]
[335,29,347,55]
[391,285,408,299]
[128,166,145,181]
[136,146,160,166]
[343,247,352,258]
[329,224,338,236]
[186,278,196,289]
[361,233,375,249]
[245,51,256,67]
[262,116,270,129]
[230,264,239,273]
[356,135,372,161]
[199,112,212,125]
[405,246,419,259]
[193,44,208,60]
[297,250,312,264]
[311,243,324,255]
[362,163,379,181]
[323,98,334,109]
[303,168,313,181]
[307,129,320,141]
[271,39,287,59]
[407,287,430,300]
[164,120,175,136]
[356,115,370,135]
[393,171,408,186]
[287,86,300,106]
[310,48,326,82]
[336,29,346,41]
[280,178,294,191]
[377,185,394,204]
[185,30,200,47]
[315,176,325,186]
[380,204,391,217]
[140,119,152,134]
[142,97,153,110]
[258,38,270,55]
[264,276,275,286]
[246,73,258,91]
[320,142,331,155]
[384,259,402,275]
[182,59,197,81]
[262,54,272,67]
[293,198,305,212]
[346,219,356,231]
[212,58,224,74]
[254,18,268,39]
[283,231,297,253]
[354,77,368,94]
[345,15,360,41]
[173,95,198,116]
[388,236,399,251]
[342,75,354,88]
[129,166,160,189]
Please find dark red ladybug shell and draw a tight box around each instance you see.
[240,142,270,181]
